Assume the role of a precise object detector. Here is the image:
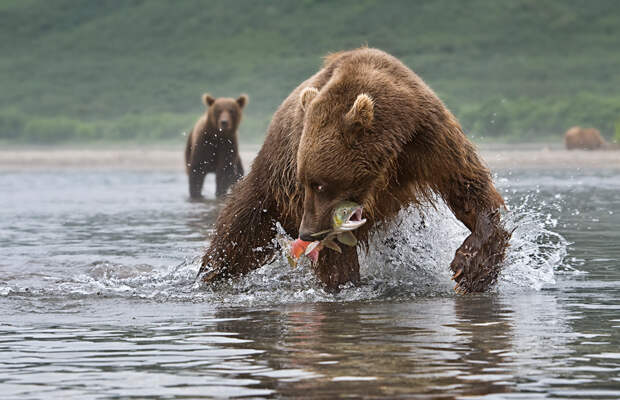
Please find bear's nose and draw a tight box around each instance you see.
[220,120,229,129]
[298,230,315,242]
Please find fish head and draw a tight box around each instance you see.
[332,201,366,232]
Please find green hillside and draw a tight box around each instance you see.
[1,0,620,144]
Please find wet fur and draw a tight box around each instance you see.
[199,48,510,293]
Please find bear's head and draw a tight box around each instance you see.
[296,85,390,241]
[202,93,248,133]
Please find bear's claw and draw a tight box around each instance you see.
[200,268,223,283]
[451,268,463,281]
[449,210,511,294]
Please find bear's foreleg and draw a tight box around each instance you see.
[449,207,511,293]
[447,182,510,293]
[215,168,234,198]
[188,167,207,200]
[199,176,278,283]
[234,156,244,181]
[313,244,360,291]
[215,153,243,198]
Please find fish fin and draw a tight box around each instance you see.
[304,241,321,255]
[337,231,358,246]
[322,238,342,253]
[286,255,298,268]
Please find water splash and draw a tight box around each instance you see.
[360,193,569,296]
[499,194,570,290]
[1,195,569,305]
[222,191,570,301]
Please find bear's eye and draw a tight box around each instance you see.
[313,183,325,193]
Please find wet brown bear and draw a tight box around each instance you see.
[564,126,608,150]
[198,48,510,293]
[185,94,248,199]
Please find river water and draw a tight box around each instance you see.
[1,165,619,399]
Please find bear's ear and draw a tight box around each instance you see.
[345,93,374,130]
[236,94,248,109]
[299,87,319,112]
[202,93,215,107]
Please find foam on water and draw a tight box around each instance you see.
[0,191,570,306]
[362,193,569,295]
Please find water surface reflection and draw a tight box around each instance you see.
[1,168,619,398]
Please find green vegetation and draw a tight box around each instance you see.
[1,0,619,145]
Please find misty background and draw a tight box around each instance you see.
[1,0,619,146]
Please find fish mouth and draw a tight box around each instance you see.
[309,205,367,239]
[338,206,367,232]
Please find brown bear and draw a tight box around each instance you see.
[564,126,608,150]
[198,48,510,293]
[185,94,248,199]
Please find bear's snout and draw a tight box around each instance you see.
[218,110,232,131]
[299,210,329,241]
[299,228,327,242]
[298,230,313,242]
[218,119,229,130]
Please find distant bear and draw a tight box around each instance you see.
[185,94,248,199]
[564,126,608,150]
[198,48,510,293]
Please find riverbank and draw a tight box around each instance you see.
[1,145,619,170]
